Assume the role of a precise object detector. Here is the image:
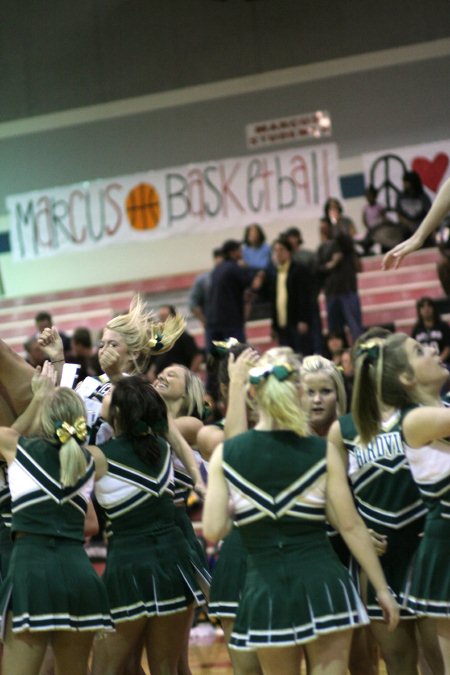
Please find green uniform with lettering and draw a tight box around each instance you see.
[339,412,426,619]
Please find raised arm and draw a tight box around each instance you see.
[12,361,57,436]
[224,348,259,439]
[166,416,206,497]
[202,444,232,542]
[402,404,450,448]
[38,327,65,384]
[383,177,450,270]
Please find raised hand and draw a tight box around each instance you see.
[228,347,260,385]
[382,234,421,270]
[38,327,65,363]
[31,360,57,396]
[99,345,123,380]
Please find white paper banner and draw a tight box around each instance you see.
[7,143,340,261]
[363,139,450,210]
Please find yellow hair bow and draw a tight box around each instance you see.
[55,417,88,445]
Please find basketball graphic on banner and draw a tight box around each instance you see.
[126,183,161,229]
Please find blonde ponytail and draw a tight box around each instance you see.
[59,437,88,487]
[249,348,307,437]
[41,388,88,487]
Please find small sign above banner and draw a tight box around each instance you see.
[7,143,340,262]
[246,111,332,150]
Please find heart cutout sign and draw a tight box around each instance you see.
[412,153,449,192]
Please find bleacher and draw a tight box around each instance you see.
[0,248,445,356]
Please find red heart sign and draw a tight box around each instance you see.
[412,153,449,192]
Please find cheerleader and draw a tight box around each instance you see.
[89,376,205,675]
[203,348,398,675]
[153,364,210,675]
[301,354,380,675]
[0,362,112,675]
[197,341,262,675]
[38,296,185,439]
[352,332,450,672]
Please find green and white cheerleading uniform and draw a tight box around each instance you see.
[95,436,205,623]
[223,429,368,651]
[207,419,248,621]
[0,461,12,581]
[208,526,247,620]
[340,412,426,619]
[0,437,113,635]
[401,411,450,617]
[172,453,211,591]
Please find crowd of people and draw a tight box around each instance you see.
[0,177,448,674]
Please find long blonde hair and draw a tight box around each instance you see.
[41,388,88,487]
[107,295,185,373]
[250,348,307,436]
[177,366,205,419]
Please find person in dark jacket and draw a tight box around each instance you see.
[270,235,313,356]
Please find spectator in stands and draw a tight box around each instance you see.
[340,348,354,409]
[317,225,363,342]
[242,223,272,273]
[189,247,224,326]
[284,226,324,354]
[435,214,450,296]
[205,240,264,347]
[147,304,203,381]
[320,197,356,239]
[242,223,274,305]
[34,311,71,355]
[23,336,47,367]
[67,327,102,385]
[360,185,388,255]
[411,296,450,365]
[395,171,432,241]
[324,331,348,367]
[270,235,313,356]
[205,240,264,397]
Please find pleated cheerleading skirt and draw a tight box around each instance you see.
[174,506,211,593]
[403,518,450,617]
[0,525,13,583]
[209,527,247,620]
[103,525,206,624]
[0,534,113,636]
[230,532,369,651]
[364,522,420,620]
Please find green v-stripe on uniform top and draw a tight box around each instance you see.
[222,429,368,651]
[0,437,113,635]
[95,436,206,623]
[339,411,427,620]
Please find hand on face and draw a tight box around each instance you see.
[99,345,123,377]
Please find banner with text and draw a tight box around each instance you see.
[362,139,450,210]
[7,143,340,261]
